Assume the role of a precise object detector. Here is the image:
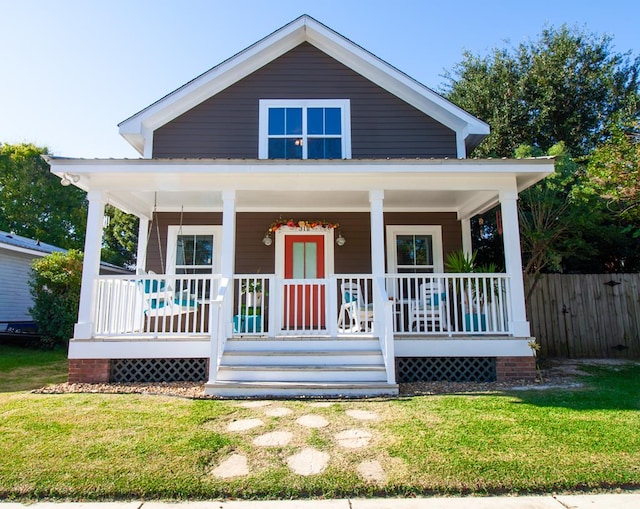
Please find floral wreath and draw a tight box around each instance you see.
[267,217,339,234]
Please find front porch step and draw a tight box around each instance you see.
[205,381,399,398]
[216,364,387,383]
[222,349,383,366]
[211,337,394,394]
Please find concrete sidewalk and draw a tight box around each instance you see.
[2,494,640,509]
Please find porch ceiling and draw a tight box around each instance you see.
[46,157,554,219]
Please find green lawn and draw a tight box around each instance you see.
[0,344,67,392]
[0,346,638,500]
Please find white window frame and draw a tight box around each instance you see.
[386,225,444,273]
[258,99,352,160]
[166,225,222,275]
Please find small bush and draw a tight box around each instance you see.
[29,250,83,348]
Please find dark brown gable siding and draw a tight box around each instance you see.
[153,43,457,158]
[146,211,461,274]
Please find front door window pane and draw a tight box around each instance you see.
[292,241,318,278]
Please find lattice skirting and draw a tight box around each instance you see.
[396,357,497,383]
[110,358,208,383]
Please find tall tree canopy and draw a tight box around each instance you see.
[0,142,138,267]
[444,25,640,158]
[443,25,640,273]
[0,143,87,249]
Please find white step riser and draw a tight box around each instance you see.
[222,353,384,366]
[205,384,398,398]
[216,368,387,383]
[224,340,381,352]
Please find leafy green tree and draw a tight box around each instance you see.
[29,250,83,348]
[444,25,640,157]
[586,120,640,222]
[0,143,87,248]
[102,205,139,268]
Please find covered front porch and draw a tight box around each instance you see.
[48,157,553,395]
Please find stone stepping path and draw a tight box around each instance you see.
[227,418,264,432]
[253,431,293,447]
[357,459,385,483]
[213,405,385,479]
[335,429,372,448]
[264,406,292,417]
[296,414,329,428]
[210,453,249,478]
[286,447,330,476]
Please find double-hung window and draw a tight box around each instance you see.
[386,226,444,274]
[259,99,351,159]
[167,226,222,275]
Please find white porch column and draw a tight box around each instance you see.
[500,190,530,337]
[221,190,236,277]
[461,217,472,257]
[74,191,106,339]
[369,190,385,276]
[135,217,149,273]
[220,190,236,336]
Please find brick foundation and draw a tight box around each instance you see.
[496,356,537,381]
[68,359,111,383]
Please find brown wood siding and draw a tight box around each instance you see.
[153,43,457,159]
[384,212,462,265]
[146,211,461,274]
[145,212,222,273]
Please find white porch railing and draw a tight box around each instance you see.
[93,274,219,337]
[385,273,512,335]
[91,272,511,339]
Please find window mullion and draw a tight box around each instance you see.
[302,107,308,159]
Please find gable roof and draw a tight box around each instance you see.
[118,15,489,157]
[0,230,131,274]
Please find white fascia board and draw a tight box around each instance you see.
[394,339,533,357]
[119,19,308,155]
[118,15,489,155]
[306,24,489,138]
[0,243,48,258]
[68,340,210,359]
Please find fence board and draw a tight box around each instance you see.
[527,274,640,358]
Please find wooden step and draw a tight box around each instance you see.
[205,380,399,398]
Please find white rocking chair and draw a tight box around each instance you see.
[409,281,447,332]
[338,281,374,332]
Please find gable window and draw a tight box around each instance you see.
[259,99,351,159]
[386,226,443,274]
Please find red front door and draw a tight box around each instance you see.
[284,235,325,329]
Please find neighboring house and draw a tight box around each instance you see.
[46,15,554,397]
[0,230,130,331]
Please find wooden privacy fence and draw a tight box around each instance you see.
[526,273,640,358]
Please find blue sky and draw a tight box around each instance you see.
[1,0,638,158]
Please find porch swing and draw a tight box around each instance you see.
[138,198,200,319]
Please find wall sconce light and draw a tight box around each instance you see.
[262,233,273,246]
[60,172,80,186]
[336,232,346,246]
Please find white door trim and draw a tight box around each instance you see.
[274,228,335,278]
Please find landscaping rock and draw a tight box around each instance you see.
[227,418,264,432]
[286,448,330,476]
[210,453,249,478]
[253,431,293,447]
[335,429,372,448]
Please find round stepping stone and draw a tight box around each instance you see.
[346,409,380,421]
[253,431,293,447]
[296,414,329,428]
[210,453,249,478]
[264,406,292,417]
[227,418,264,432]
[357,460,385,483]
[286,448,330,476]
[238,400,272,408]
[335,429,372,448]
